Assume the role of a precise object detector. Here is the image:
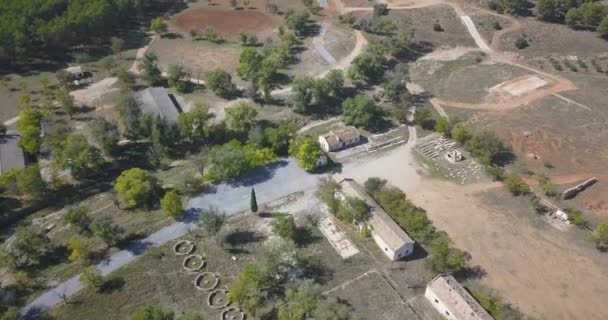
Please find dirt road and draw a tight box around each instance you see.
[341,145,608,320]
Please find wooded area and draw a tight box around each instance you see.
[0,0,145,66]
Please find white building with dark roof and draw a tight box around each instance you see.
[0,135,26,174]
[425,274,494,320]
[319,126,360,152]
[338,178,415,261]
[135,87,182,123]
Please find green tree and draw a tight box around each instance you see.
[89,118,119,155]
[250,188,258,213]
[116,67,136,90]
[598,15,608,37]
[503,173,531,196]
[425,234,466,273]
[289,136,323,171]
[264,120,297,155]
[0,226,51,269]
[67,236,93,262]
[314,298,353,320]
[593,222,608,250]
[434,116,452,135]
[117,91,143,139]
[139,52,163,86]
[260,238,300,282]
[344,197,369,222]
[290,77,315,113]
[228,263,267,317]
[16,107,42,154]
[131,305,174,320]
[177,102,214,142]
[199,208,226,241]
[342,94,384,129]
[205,68,237,98]
[91,217,125,247]
[56,86,77,118]
[236,48,262,80]
[324,69,344,97]
[278,279,322,320]
[168,64,190,93]
[150,17,168,35]
[64,206,91,235]
[414,107,433,129]
[225,101,258,133]
[52,133,103,178]
[114,168,157,208]
[80,265,104,289]
[161,190,183,219]
[348,51,386,84]
[271,214,297,239]
[285,10,310,35]
[15,164,45,197]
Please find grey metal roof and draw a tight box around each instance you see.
[135,87,182,123]
[0,135,26,174]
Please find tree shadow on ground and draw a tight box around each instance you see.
[228,159,289,188]
[222,229,264,254]
[301,257,334,285]
[294,226,322,248]
[98,276,126,294]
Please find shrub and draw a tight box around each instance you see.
[514,37,529,49]
[493,21,502,30]
[433,23,443,32]
[565,209,587,227]
[504,173,531,196]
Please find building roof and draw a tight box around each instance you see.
[320,126,359,149]
[427,274,494,320]
[0,135,26,175]
[65,66,83,75]
[135,87,182,123]
[339,178,415,250]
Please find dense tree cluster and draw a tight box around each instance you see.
[0,0,143,65]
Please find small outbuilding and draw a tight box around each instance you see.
[339,178,415,261]
[318,126,360,152]
[135,87,183,124]
[0,135,26,174]
[425,274,494,320]
[65,66,85,79]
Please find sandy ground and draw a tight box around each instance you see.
[339,144,608,320]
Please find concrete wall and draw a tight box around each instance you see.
[373,233,397,260]
[425,287,457,320]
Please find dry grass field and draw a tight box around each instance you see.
[496,17,608,58]
[410,51,529,104]
[386,5,475,48]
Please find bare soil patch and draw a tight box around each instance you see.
[340,145,608,320]
[173,9,280,37]
[491,75,548,97]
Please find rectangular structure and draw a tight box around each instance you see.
[425,274,494,320]
[339,178,415,261]
[319,126,360,152]
[136,87,182,124]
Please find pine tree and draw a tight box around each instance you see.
[250,188,258,213]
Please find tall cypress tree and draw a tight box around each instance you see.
[250,188,258,213]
